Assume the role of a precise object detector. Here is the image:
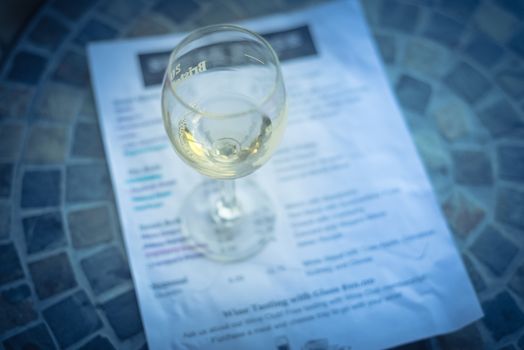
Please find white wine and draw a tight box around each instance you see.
[160,24,286,261]
[168,97,286,179]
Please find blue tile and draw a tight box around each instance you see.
[0,243,24,285]
[510,264,524,302]
[99,0,144,23]
[482,292,524,341]
[102,290,143,340]
[495,0,524,19]
[462,255,486,293]
[395,74,432,113]
[29,252,77,299]
[3,323,57,350]
[0,284,37,333]
[81,246,130,295]
[52,0,96,20]
[423,12,464,48]
[444,62,491,104]
[496,69,524,99]
[0,203,10,239]
[7,51,48,85]
[471,225,518,276]
[0,163,14,198]
[496,187,524,230]
[72,122,105,158]
[452,150,493,186]
[437,323,483,350]
[375,34,396,64]
[75,19,118,46]
[389,340,431,350]
[379,0,419,33]
[437,0,479,19]
[23,211,66,254]
[498,145,524,182]
[43,291,102,348]
[28,15,68,51]
[21,169,61,208]
[53,50,89,87]
[153,0,200,23]
[79,335,116,350]
[478,100,524,138]
[509,29,524,60]
[66,163,112,203]
[464,31,504,68]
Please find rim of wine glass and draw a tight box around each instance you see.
[164,23,284,119]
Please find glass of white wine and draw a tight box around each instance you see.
[161,24,286,262]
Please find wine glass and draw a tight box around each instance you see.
[161,24,286,262]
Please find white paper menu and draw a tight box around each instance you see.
[87,1,482,349]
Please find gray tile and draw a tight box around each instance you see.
[23,211,66,254]
[2,323,56,350]
[71,122,104,158]
[66,163,112,203]
[34,82,83,122]
[0,243,24,285]
[29,252,77,299]
[444,62,491,104]
[0,123,24,160]
[24,125,68,163]
[43,291,102,348]
[0,83,33,119]
[0,284,37,333]
[68,205,114,248]
[102,290,143,340]
[21,169,61,208]
[53,51,89,87]
[379,0,418,33]
[153,0,200,23]
[471,225,518,276]
[452,150,493,186]
[98,0,144,23]
[496,187,524,230]
[395,75,432,114]
[482,292,524,341]
[474,2,518,43]
[81,246,130,295]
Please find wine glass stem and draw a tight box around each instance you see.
[215,180,241,222]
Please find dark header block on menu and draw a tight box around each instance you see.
[138,25,318,87]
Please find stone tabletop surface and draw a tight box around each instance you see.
[0,0,523,349]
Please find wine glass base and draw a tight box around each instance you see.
[180,179,276,262]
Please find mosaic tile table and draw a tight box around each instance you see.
[0,0,523,349]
